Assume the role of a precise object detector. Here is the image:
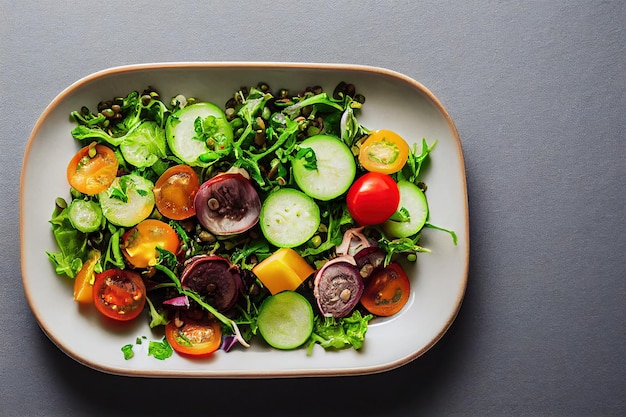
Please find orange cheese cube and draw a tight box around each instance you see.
[252,248,314,295]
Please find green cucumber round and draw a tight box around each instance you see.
[257,291,314,350]
[165,102,233,167]
[68,199,103,233]
[382,181,429,238]
[260,188,320,248]
[98,174,155,227]
[292,135,356,201]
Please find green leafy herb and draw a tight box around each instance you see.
[121,344,134,360]
[424,223,458,245]
[398,139,437,184]
[388,206,411,223]
[148,337,173,360]
[377,233,431,266]
[307,310,373,353]
[46,200,88,278]
[145,296,169,328]
[108,176,130,203]
[295,147,318,170]
[103,227,125,269]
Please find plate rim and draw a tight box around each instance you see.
[20,61,469,378]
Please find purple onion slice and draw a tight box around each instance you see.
[313,256,364,318]
[194,172,261,236]
[180,255,243,312]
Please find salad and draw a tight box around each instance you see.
[46,80,455,360]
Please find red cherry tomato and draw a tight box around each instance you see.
[122,219,180,268]
[360,262,410,317]
[165,317,222,357]
[153,165,200,220]
[67,143,118,195]
[92,269,146,321]
[346,172,400,225]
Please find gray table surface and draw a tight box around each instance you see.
[2,1,625,416]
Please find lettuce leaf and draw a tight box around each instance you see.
[46,200,88,278]
[307,310,373,353]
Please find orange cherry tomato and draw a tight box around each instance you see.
[73,250,101,304]
[122,219,180,268]
[153,165,200,220]
[93,269,146,321]
[67,142,119,194]
[360,262,410,317]
[165,317,222,357]
[358,130,409,174]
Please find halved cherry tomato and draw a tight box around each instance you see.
[93,269,146,321]
[73,249,101,303]
[346,172,400,225]
[165,317,222,357]
[360,262,410,317]
[358,130,409,174]
[153,165,200,220]
[122,219,180,268]
[67,142,119,195]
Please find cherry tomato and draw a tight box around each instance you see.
[153,165,200,220]
[358,130,409,174]
[122,219,180,268]
[165,317,222,357]
[346,172,400,225]
[360,262,410,317]
[93,269,146,321]
[73,250,101,304]
[67,142,119,195]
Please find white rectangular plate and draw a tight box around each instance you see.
[20,62,469,378]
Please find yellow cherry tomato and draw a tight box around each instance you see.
[73,250,101,304]
[358,130,409,174]
[122,219,180,268]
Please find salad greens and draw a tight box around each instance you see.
[47,81,454,360]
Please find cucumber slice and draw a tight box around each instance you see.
[260,188,320,248]
[67,199,103,233]
[165,102,233,167]
[98,174,155,227]
[257,291,314,350]
[382,181,429,238]
[292,135,356,201]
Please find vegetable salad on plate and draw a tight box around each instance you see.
[46,81,455,360]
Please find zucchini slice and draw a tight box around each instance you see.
[292,135,356,201]
[98,174,155,227]
[260,188,320,248]
[257,291,314,350]
[165,102,233,167]
[67,199,103,233]
[382,181,429,238]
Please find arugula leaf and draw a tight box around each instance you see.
[230,239,272,269]
[377,233,431,266]
[283,92,343,116]
[424,223,458,245]
[398,139,437,184]
[298,203,352,258]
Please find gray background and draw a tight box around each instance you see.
[2,1,625,416]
